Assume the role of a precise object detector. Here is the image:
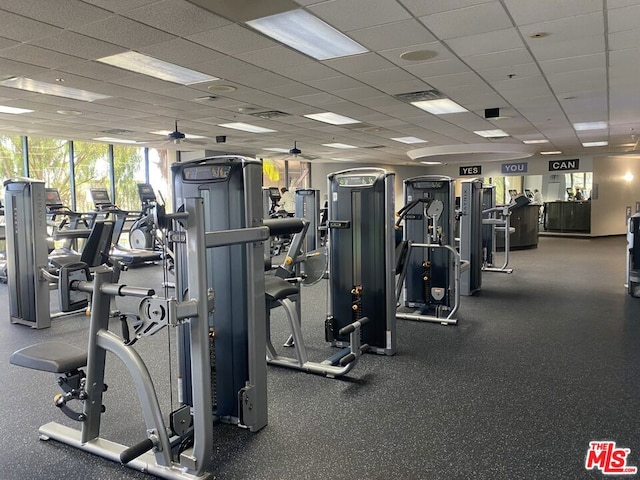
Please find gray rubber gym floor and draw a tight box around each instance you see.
[1,235,639,480]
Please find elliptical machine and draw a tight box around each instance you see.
[129,183,161,251]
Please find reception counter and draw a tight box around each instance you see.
[495,204,540,250]
[543,201,591,233]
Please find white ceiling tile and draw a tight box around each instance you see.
[374,79,434,96]
[189,56,263,80]
[464,48,534,70]
[308,0,411,32]
[71,15,176,49]
[476,63,540,83]
[403,58,469,79]
[609,48,640,67]
[378,42,455,67]
[291,92,346,108]
[236,46,315,70]
[608,3,640,33]
[80,0,160,13]
[0,45,82,69]
[0,0,111,28]
[123,0,232,36]
[352,68,418,91]
[262,82,321,98]
[504,0,602,26]
[138,39,225,67]
[546,69,607,95]
[398,0,493,17]
[0,58,48,79]
[349,20,436,51]
[323,53,396,74]
[609,29,640,51]
[527,35,604,62]
[539,54,605,75]
[279,62,342,82]
[334,86,385,100]
[187,24,278,55]
[446,29,524,57]
[234,71,299,90]
[420,2,512,40]
[0,11,63,42]
[28,31,125,60]
[0,37,19,51]
[305,76,363,91]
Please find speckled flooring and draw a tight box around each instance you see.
[1,235,639,480]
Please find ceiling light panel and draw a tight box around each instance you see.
[523,139,549,144]
[540,151,562,155]
[97,51,218,85]
[304,112,361,125]
[573,121,608,131]
[0,105,34,114]
[411,98,468,114]
[0,77,110,102]
[391,136,428,144]
[582,141,608,147]
[323,143,358,149]
[263,147,290,153]
[218,122,276,133]
[93,137,142,144]
[473,129,509,138]
[246,9,368,61]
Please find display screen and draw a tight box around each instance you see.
[90,189,111,205]
[412,181,444,190]
[137,184,156,201]
[337,175,377,187]
[183,164,232,181]
[45,188,62,206]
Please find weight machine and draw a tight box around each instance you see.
[395,176,464,325]
[326,168,396,355]
[9,197,269,480]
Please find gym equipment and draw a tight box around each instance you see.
[294,188,322,253]
[326,167,396,355]
[263,217,369,377]
[627,212,640,297]
[128,183,160,250]
[89,188,162,267]
[459,179,483,296]
[482,187,530,274]
[172,155,267,430]
[9,197,270,480]
[0,197,6,283]
[395,175,464,325]
[45,187,92,255]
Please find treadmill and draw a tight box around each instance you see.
[89,188,162,267]
[45,188,92,256]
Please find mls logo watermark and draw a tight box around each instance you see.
[585,441,637,475]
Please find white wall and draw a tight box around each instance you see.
[591,155,640,236]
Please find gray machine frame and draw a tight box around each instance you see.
[395,175,463,325]
[326,167,396,356]
[459,178,483,296]
[172,155,267,431]
[294,188,321,253]
[10,198,270,480]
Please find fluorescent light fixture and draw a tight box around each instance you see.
[304,112,360,125]
[573,121,607,131]
[391,136,428,144]
[218,122,276,133]
[523,139,549,144]
[582,141,608,147]
[323,143,358,149]
[97,51,218,85]
[540,151,562,155]
[474,129,509,138]
[263,147,290,153]
[0,77,110,102]
[246,9,368,60]
[150,130,206,139]
[420,161,443,165]
[93,137,142,144]
[331,157,354,162]
[0,105,34,114]
[411,98,468,114]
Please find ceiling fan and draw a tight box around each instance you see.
[270,141,318,161]
[148,121,208,149]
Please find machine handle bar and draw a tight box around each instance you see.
[72,280,155,298]
[338,316,370,336]
[120,438,155,464]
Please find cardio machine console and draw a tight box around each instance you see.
[182,164,232,182]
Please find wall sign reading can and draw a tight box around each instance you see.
[549,159,579,171]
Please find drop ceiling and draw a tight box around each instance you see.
[0,0,636,165]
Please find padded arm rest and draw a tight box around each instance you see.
[264,275,298,301]
[263,217,305,236]
[10,342,87,373]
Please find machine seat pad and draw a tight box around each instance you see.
[264,276,298,301]
[10,342,87,373]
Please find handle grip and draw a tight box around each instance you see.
[338,316,370,336]
[339,353,356,366]
[120,438,154,464]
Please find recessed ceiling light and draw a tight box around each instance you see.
[582,141,608,147]
[391,136,428,144]
[304,112,360,125]
[246,9,368,60]
[263,147,290,153]
[97,51,218,85]
[523,139,549,144]
[573,121,608,131]
[474,129,509,138]
[0,77,110,102]
[399,50,438,62]
[420,161,443,165]
[540,151,562,155]
[93,137,143,144]
[56,110,83,116]
[411,98,468,114]
[323,143,358,149]
[208,84,237,93]
[0,105,34,114]
[218,122,276,133]
[149,130,206,139]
